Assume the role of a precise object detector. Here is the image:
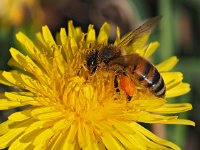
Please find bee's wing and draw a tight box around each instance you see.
[117,16,161,48]
[109,53,141,66]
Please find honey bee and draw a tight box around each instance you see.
[86,16,166,99]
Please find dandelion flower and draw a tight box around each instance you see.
[0,0,42,26]
[0,20,195,150]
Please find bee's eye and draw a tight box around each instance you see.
[87,52,97,68]
[86,51,98,75]
[87,56,95,67]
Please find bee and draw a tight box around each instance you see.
[86,16,166,99]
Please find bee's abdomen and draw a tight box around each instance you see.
[127,58,166,98]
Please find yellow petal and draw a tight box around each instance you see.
[151,103,193,114]
[95,121,115,132]
[35,32,51,55]
[47,131,63,149]
[0,71,15,87]
[31,108,63,120]
[111,130,137,149]
[20,74,40,89]
[0,122,30,149]
[11,44,52,75]
[32,111,62,121]
[33,143,45,150]
[68,20,76,38]
[24,120,47,133]
[10,48,51,85]
[2,71,34,91]
[70,38,78,55]
[9,140,31,150]
[162,72,183,87]
[42,25,56,48]
[78,123,87,148]
[0,120,12,136]
[50,131,76,150]
[32,129,54,145]
[128,97,166,111]
[156,56,179,72]
[31,106,55,116]
[166,82,190,98]
[8,58,24,70]
[16,32,41,59]
[4,92,41,107]
[55,32,61,45]
[97,22,110,44]
[53,46,67,75]
[8,133,31,150]
[5,92,33,100]
[62,124,78,149]
[60,28,67,45]
[83,125,99,150]
[86,25,96,43]
[121,132,146,150]
[140,112,194,126]
[134,111,178,123]
[130,122,181,150]
[0,99,24,110]
[75,27,83,42]
[63,39,74,61]
[8,109,31,121]
[7,48,26,66]
[159,119,195,126]
[126,125,171,150]
[130,33,150,54]
[144,41,160,58]
[52,118,72,132]
[114,27,121,45]
[109,120,134,134]
[101,132,125,150]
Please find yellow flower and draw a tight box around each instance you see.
[0,0,42,26]
[0,21,195,150]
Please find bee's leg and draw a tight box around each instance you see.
[121,72,133,101]
[114,74,120,94]
[112,66,133,100]
[126,95,132,101]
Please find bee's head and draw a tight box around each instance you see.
[86,51,99,75]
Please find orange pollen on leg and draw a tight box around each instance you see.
[119,76,137,96]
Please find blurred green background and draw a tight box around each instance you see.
[0,0,199,149]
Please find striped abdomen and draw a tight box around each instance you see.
[125,57,166,98]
